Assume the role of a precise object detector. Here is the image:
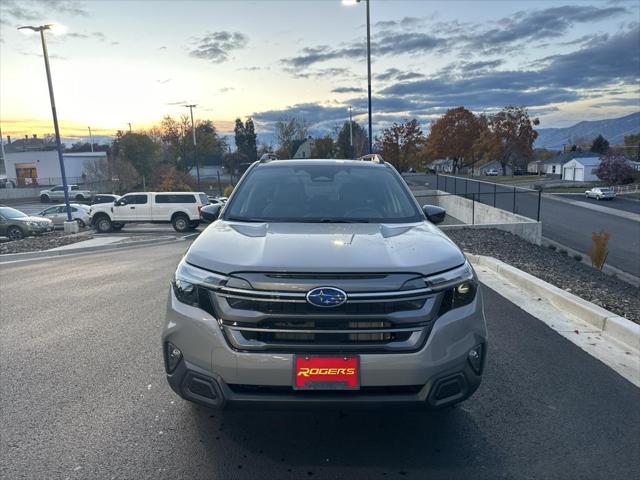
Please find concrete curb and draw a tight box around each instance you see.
[543,194,640,222]
[0,236,190,264]
[466,253,640,351]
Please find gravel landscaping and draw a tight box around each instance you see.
[446,228,640,324]
[0,231,93,255]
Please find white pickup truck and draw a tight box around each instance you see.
[90,192,209,233]
[40,184,94,203]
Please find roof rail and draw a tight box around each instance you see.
[259,153,279,163]
[357,153,384,164]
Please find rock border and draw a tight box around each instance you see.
[467,253,640,351]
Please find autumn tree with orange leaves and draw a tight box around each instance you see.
[477,106,539,175]
[374,119,427,172]
[424,107,486,173]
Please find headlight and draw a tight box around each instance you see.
[425,261,478,314]
[26,221,39,227]
[171,258,227,307]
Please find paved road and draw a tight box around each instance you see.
[405,174,640,277]
[1,243,639,479]
[560,194,640,214]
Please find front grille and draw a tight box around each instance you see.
[203,273,440,353]
[226,297,425,315]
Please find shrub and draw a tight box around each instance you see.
[152,165,196,192]
[559,248,568,256]
[548,244,557,251]
[573,254,582,261]
[589,230,610,270]
[223,185,234,197]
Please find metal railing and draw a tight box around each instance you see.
[435,174,542,222]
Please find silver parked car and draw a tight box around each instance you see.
[585,187,616,200]
[163,156,487,410]
[37,204,91,227]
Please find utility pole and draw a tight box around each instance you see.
[19,24,74,230]
[88,126,94,152]
[185,104,201,191]
[127,123,132,133]
[0,126,6,175]
[348,106,353,158]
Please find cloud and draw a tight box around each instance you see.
[0,0,88,23]
[188,31,248,63]
[66,31,108,42]
[218,87,234,93]
[157,78,171,84]
[331,86,362,94]
[285,66,355,79]
[158,45,167,50]
[376,68,424,82]
[255,24,639,135]
[280,4,628,69]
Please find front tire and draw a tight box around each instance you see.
[40,194,50,203]
[75,194,85,201]
[7,226,24,240]
[172,214,190,233]
[94,215,112,233]
[75,218,85,228]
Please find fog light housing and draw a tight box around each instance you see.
[165,342,182,373]
[467,344,484,375]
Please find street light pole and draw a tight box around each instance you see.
[343,0,373,153]
[19,24,73,226]
[185,104,201,191]
[88,126,94,152]
[127,123,132,133]
[348,106,353,158]
[365,0,372,153]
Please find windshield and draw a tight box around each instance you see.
[223,163,422,223]
[0,207,28,219]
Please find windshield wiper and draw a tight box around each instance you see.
[314,218,370,223]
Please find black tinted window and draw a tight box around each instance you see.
[130,194,148,204]
[155,194,196,204]
[224,163,421,223]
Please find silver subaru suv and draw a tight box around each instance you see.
[162,156,487,409]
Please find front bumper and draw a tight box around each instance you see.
[162,287,487,409]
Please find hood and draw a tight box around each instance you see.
[18,215,52,223]
[186,221,465,275]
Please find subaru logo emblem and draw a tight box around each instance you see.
[306,287,348,308]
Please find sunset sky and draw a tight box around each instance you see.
[1,0,638,145]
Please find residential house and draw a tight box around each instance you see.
[562,156,602,182]
[292,138,313,159]
[531,151,599,176]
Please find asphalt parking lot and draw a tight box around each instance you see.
[1,242,638,479]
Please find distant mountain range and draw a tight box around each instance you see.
[535,112,640,150]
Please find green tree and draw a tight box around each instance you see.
[111,131,160,181]
[623,133,640,161]
[160,115,226,171]
[590,134,610,154]
[311,135,335,158]
[374,119,426,172]
[335,121,368,158]
[234,118,246,156]
[244,118,258,161]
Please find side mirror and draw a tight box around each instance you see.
[201,203,222,222]
[422,205,446,224]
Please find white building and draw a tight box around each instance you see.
[3,151,106,186]
[562,156,601,182]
